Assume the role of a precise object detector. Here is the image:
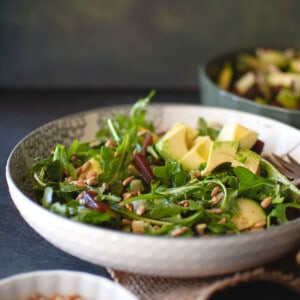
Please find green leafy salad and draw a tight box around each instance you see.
[30,91,300,237]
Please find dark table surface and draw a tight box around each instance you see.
[0,88,200,280]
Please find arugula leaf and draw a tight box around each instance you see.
[130,90,156,129]
[98,133,133,185]
[261,158,300,201]
[146,201,190,219]
[107,118,121,142]
[267,202,300,225]
[110,203,172,226]
[163,210,205,225]
[153,160,189,187]
[53,144,77,180]
[66,139,94,159]
[234,166,277,200]
[198,117,220,140]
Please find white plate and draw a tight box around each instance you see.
[6,103,300,278]
[0,270,137,300]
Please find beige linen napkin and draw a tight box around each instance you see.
[108,249,300,300]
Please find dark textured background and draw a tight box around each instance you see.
[1,0,300,89]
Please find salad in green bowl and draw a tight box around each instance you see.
[217,47,300,110]
[30,91,300,237]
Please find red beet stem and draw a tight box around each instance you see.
[134,152,154,184]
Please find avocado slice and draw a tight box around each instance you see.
[179,136,212,170]
[216,123,258,149]
[232,148,260,174]
[201,140,239,176]
[155,122,198,162]
[231,198,266,231]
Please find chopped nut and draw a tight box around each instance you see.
[79,173,87,180]
[211,186,221,197]
[122,218,132,226]
[74,180,85,188]
[86,170,97,178]
[122,175,135,186]
[217,217,226,225]
[128,164,136,171]
[207,208,223,214]
[76,167,82,176]
[136,205,146,216]
[178,200,190,207]
[81,161,91,172]
[23,293,88,300]
[122,191,138,200]
[194,170,201,178]
[261,196,272,208]
[133,149,139,155]
[196,223,207,235]
[253,220,267,229]
[131,220,148,234]
[125,203,133,211]
[171,226,189,237]
[105,139,117,147]
[122,192,132,200]
[211,192,224,206]
[85,176,98,186]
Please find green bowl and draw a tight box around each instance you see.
[199,51,300,129]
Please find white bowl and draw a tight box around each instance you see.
[6,103,300,278]
[0,270,137,300]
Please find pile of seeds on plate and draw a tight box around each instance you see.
[22,293,88,300]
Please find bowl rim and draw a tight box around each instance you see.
[0,269,110,284]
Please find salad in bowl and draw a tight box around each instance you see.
[29,91,300,238]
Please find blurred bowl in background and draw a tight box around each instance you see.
[199,48,300,128]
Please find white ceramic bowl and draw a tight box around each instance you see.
[6,103,300,278]
[0,270,137,300]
